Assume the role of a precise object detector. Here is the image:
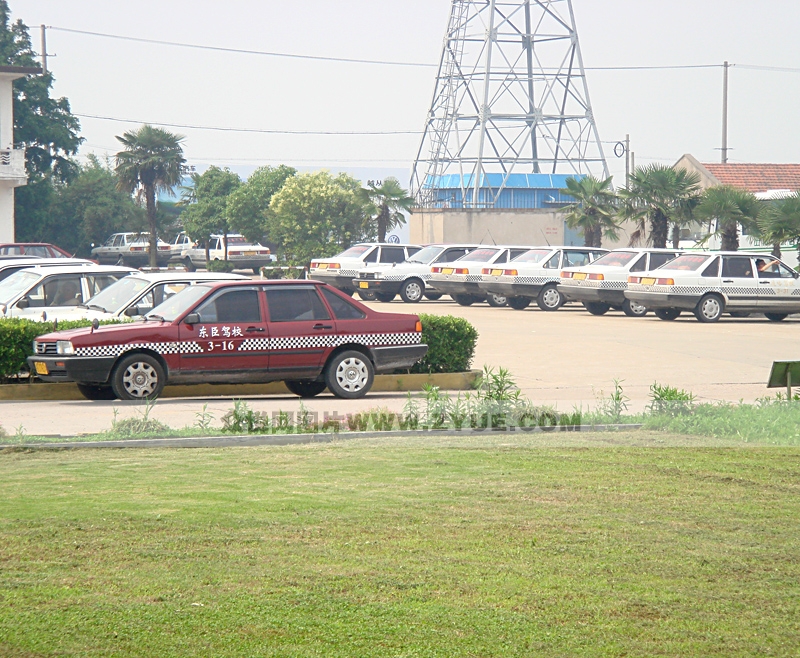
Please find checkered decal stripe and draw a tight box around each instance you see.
[240,332,422,352]
[465,275,482,283]
[514,276,551,285]
[75,341,204,358]
[600,281,628,290]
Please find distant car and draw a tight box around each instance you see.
[0,265,135,321]
[477,246,608,310]
[28,280,428,401]
[429,246,535,307]
[625,251,800,322]
[309,243,422,298]
[0,257,93,284]
[175,233,274,274]
[0,243,73,259]
[558,248,683,317]
[29,271,249,323]
[91,233,172,267]
[352,244,480,303]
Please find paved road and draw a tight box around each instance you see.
[2,298,795,436]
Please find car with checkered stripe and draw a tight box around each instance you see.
[476,246,607,311]
[309,243,422,299]
[624,251,800,322]
[429,246,536,307]
[351,244,480,303]
[28,280,427,401]
[557,248,683,317]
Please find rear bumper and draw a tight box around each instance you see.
[309,272,357,292]
[370,344,428,372]
[558,284,625,305]
[351,279,403,295]
[478,281,542,297]
[430,279,482,296]
[624,290,701,310]
[27,356,117,384]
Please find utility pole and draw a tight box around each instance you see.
[721,60,729,164]
[40,25,47,74]
[630,151,635,178]
[625,134,630,189]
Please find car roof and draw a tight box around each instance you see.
[13,264,135,275]
[606,247,684,253]
[190,279,328,291]
[127,271,249,283]
[0,242,61,247]
[0,257,91,269]
[349,242,421,247]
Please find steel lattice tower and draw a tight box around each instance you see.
[411,0,609,208]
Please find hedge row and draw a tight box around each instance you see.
[411,314,479,374]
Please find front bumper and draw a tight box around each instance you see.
[370,344,428,372]
[624,290,701,310]
[558,283,625,305]
[27,356,117,384]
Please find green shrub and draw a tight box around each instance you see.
[412,314,478,373]
[207,260,236,273]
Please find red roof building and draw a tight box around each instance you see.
[675,154,800,193]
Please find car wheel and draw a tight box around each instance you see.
[76,383,118,401]
[584,302,610,316]
[486,293,507,307]
[694,294,724,323]
[764,313,788,322]
[508,296,530,310]
[537,285,563,311]
[285,380,327,398]
[325,350,374,399]
[622,299,648,317]
[252,267,261,276]
[358,290,377,301]
[375,292,395,303]
[654,308,682,321]
[400,278,424,303]
[183,257,196,273]
[111,353,166,401]
[452,294,475,307]
[423,292,442,301]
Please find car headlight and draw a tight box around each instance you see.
[56,340,75,355]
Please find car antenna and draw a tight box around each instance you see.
[91,318,99,332]
[540,229,551,247]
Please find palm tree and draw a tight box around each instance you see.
[560,176,619,248]
[364,178,414,242]
[619,164,701,248]
[756,192,800,258]
[695,185,760,252]
[115,125,186,267]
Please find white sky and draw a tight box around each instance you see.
[16,0,800,188]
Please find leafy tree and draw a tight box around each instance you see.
[364,177,414,242]
[180,166,241,261]
[695,185,760,252]
[756,193,800,258]
[115,125,186,267]
[268,171,374,265]
[560,175,619,248]
[226,165,296,244]
[619,165,701,248]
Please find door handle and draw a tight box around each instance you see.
[313,324,333,330]
[246,326,266,333]
[722,280,734,283]
[759,281,772,284]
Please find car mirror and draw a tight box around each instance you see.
[184,312,200,325]
[124,305,140,317]
[16,298,30,309]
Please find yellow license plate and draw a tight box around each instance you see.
[573,272,587,280]
[34,362,49,375]
[491,269,503,276]
[318,263,328,269]
[359,282,369,289]
[442,268,454,275]
[244,251,256,256]
[641,277,656,285]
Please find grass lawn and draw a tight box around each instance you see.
[1,433,798,656]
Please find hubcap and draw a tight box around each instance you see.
[701,298,721,320]
[630,302,647,315]
[405,282,422,301]
[491,295,507,305]
[122,362,159,398]
[335,357,369,393]
[542,288,561,308]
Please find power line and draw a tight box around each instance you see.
[736,64,800,73]
[75,113,422,136]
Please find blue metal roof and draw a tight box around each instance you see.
[427,173,584,190]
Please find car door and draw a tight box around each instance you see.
[379,246,406,265]
[756,259,799,310]
[720,256,758,309]
[264,285,338,379]
[178,286,269,375]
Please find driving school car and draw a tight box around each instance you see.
[28,280,427,401]
[625,251,800,322]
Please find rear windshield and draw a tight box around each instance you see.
[338,245,373,258]
[84,276,151,313]
[658,254,709,271]
[591,251,638,268]
[458,248,499,263]
[512,249,552,264]
[224,236,247,245]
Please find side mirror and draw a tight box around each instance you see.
[184,313,201,326]
[16,298,30,309]
[124,305,140,317]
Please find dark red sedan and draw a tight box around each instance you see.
[0,243,72,259]
[28,280,427,401]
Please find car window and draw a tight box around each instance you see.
[27,246,49,257]
[509,249,529,260]
[266,288,331,323]
[84,276,151,313]
[29,275,83,307]
[406,247,421,257]
[111,235,123,247]
[86,274,123,297]
[136,282,189,315]
[379,247,406,264]
[756,259,795,279]
[648,253,678,270]
[543,253,561,269]
[629,255,648,272]
[363,248,378,263]
[564,251,592,267]
[701,257,720,277]
[440,248,469,262]
[321,288,366,320]
[512,249,551,264]
[0,266,23,283]
[339,245,373,258]
[195,289,262,324]
[721,257,754,278]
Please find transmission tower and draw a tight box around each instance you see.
[411,0,609,208]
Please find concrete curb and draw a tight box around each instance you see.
[0,425,645,450]
[0,371,481,402]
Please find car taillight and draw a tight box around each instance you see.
[415,320,422,332]
[628,276,640,284]
[158,246,170,250]
[328,263,341,270]
[657,278,675,286]
[481,268,491,275]
[130,246,145,252]
[431,267,442,273]
[258,250,269,255]
[587,273,604,281]
[560,271,573,278]
[229,251,242,256]
[311,262,319,268]
[455,268,469,275]
[504,269,518,276]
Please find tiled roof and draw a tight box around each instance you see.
[702,163,800,193]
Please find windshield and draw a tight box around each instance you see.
[591,251,638,268]
[513,249,552,264]
[658,254,709,271]
[84,276,151,313]
[338,245,372,258]
[458,248,499,263]
[407,246,443,263]
[147,284,212,322]
[0,270,41,304]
